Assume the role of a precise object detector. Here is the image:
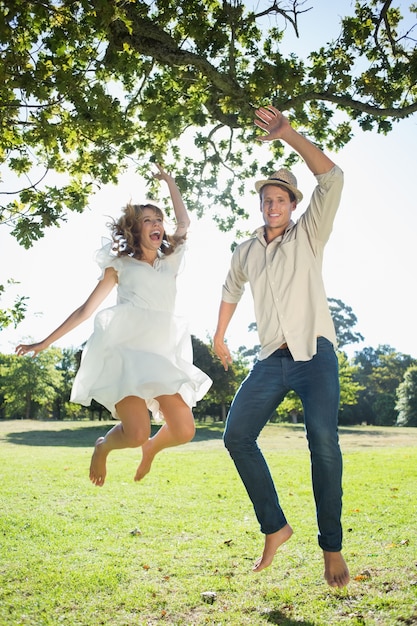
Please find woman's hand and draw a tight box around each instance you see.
[15,341,46,358]
[152,163,173,184]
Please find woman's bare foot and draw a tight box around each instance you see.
[323,551,350,588]
[89,437,108,487]
[134,439,154,482]
[253,523,293,572]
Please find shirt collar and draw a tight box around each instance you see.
[253,220,295,245]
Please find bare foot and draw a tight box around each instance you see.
[89,437,108,487]
[134,439,154,482]
[323,551,350,588]
[253,523,293,572]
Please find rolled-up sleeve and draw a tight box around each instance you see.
[301,165,344,244]
[221,246,248,304]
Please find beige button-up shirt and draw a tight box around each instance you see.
[222,165,343,362]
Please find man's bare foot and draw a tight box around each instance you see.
[253,523,293,572]
[89,437,108,487]
[134,439,154,482]
[323,551,350,588]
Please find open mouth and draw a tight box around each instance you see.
[150,230,161,241]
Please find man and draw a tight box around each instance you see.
[213,104,350,588]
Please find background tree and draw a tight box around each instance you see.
[276,391,303,423]
[347,345,416,425]
[395,364,417,427]
[192,335,248,421]
[53,347,82,420]
[0,281,28,331]
[328,297,364,349]
[337,351,364,425]
[1,0,416,248]
[238,321,261,363]
[0,347,63,419]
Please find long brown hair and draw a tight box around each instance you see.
[108,203,186,259]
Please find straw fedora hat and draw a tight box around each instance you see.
[254,168,303,203]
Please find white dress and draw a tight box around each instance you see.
[70,241,212,420]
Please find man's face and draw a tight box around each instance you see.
[260,184,296,238]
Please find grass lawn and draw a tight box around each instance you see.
[0,419,416,626]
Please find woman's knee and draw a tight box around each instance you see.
[158,397,196,444]
[178,420,196,444]
[123,423,151,447]
[115,396,151,446]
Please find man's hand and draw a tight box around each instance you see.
[213,335,233,372]
[255,104,335,174]
[254,105,291,142]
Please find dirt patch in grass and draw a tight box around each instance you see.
[258,423,417,451]
[338,425,417,450]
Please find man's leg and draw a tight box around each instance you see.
[290,337,349,587]
[224,352,293,571]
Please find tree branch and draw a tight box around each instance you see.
[253,0,313,37]
[280,91,417,118]
[106,12,245,100]
[373,0,403,66]
[0,169,49,196]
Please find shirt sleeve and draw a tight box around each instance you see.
[300,165,344,245]
[165,241,186,275]
[221,242,249,304]
[94,238,121,279]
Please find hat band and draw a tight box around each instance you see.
[268,177,293,186]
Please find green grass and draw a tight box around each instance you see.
[1,420,416,626]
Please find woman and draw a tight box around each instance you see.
[16,164,212,486]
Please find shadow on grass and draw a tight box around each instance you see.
[261,610,315,625]
[4,422,225,447]
[5,420,404,449]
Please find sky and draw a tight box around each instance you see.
[1,1,416,361]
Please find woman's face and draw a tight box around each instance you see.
[139,207,164,252]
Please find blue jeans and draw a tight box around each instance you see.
[223,337,343,552]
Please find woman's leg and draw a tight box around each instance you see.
[90,395,151,487]
[135,393,195,481]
